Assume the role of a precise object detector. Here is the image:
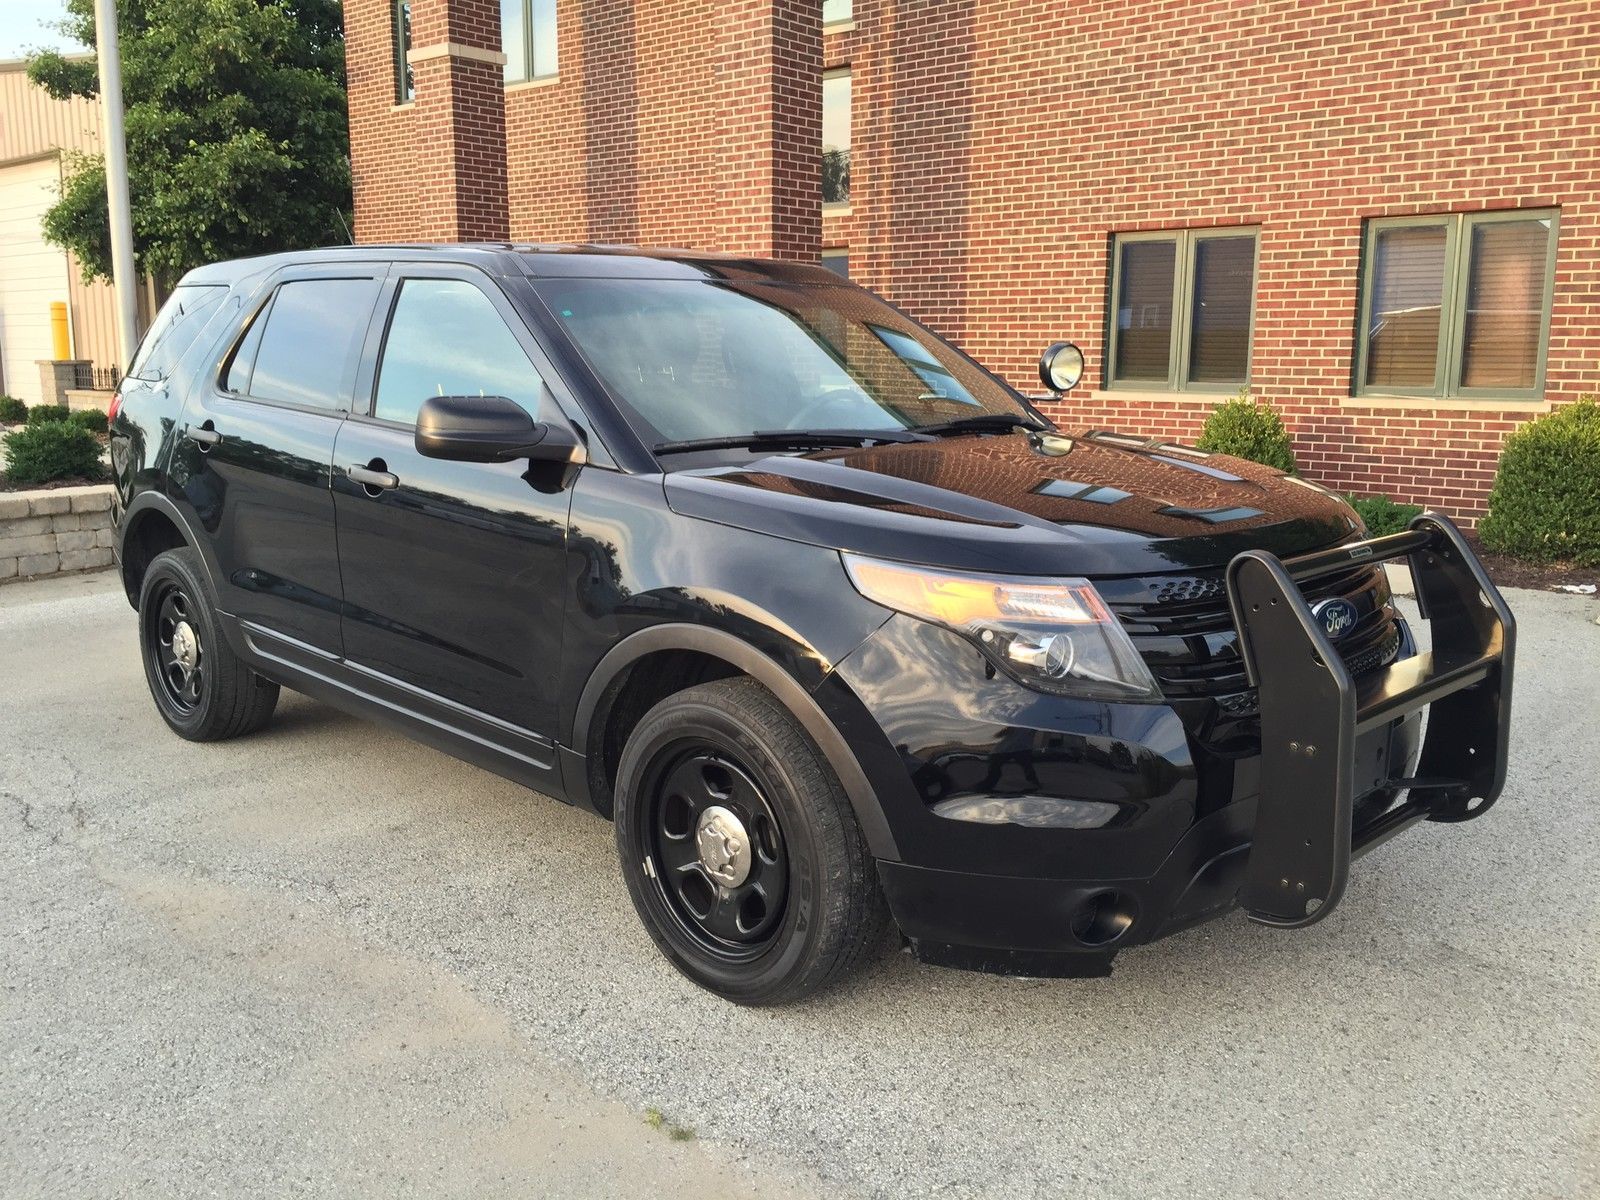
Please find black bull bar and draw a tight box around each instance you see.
[1225,513,1515,928]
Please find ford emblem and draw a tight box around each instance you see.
[1311,597,1359,641]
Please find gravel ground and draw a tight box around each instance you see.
[2,572,1596,1199]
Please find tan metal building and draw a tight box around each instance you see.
[0,55,152,405]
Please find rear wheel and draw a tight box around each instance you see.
[138,547,279,741]
[614,677,887,1005]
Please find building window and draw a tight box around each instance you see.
[1107,228,1258,391]
[823,0,853,27]
[393,0,414,103]
[821,248,849,278]
[822,68,851,208]
[1357,209,1558,400]
[503,0,558,83]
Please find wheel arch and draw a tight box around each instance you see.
[571,624,900,861]
[119,492,205,609]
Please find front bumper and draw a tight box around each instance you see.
[879,710,1423,978]
[838,513,1514,978]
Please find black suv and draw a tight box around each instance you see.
[110,244,1515,1004]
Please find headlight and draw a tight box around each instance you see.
[842,554,1163,702]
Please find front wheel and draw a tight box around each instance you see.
[614,677,887,1005]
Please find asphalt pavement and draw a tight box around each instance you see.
[2,571,1596,1199]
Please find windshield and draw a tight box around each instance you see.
[534,278,1034,448]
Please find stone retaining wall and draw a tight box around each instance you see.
[0,484,116,583]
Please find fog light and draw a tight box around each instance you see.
[931,795,1120,829]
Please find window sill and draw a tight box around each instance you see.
[823,202,853,217]
[390,100,415,112]
[824,20,857,34]
[505,75,559,93]
[1342,394,1552,413]
[1084,389,1235,405]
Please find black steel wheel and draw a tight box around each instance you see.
[614,677,888,1005]
[146,578,206,716]
[642,748,790,961]
[138,547,279,741]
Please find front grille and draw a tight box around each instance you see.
[1098,560,1402,717]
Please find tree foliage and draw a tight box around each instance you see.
[28,0,351,286]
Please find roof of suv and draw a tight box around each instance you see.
[180,242,844,287]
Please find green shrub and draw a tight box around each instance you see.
[1347,494,1424,537]
[0,395,26,424]
[68,407,110,435]
[1480,396,1600,566]
[1195,391,1298,474]
[2,420,104,486]
[26,403,70,426]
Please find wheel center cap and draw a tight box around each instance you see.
[695,805,752,888]
[172,620,198,671]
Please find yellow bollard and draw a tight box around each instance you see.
[50,301,71,360]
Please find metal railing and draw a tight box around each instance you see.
[72,363,122,391]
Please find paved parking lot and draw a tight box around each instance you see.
[2,572,1596,1199]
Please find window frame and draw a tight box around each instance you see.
[1354,208,1559,402]
[392,0,414,104]
[1105,227,1260,394]
[822,66,852,212]
[502,0,558,86]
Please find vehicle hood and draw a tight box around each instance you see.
[663,430,1362,577]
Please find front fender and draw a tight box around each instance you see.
[570,622,899,859]
[558,469,899,855]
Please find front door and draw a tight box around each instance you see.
[173,266,384,654]
[330,267,575,744]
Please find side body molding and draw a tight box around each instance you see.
[569,623,900,861]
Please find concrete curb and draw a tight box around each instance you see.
[0,483,116,584]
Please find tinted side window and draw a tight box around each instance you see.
[228,278,378,411]
[373,278,543,426]
[128,284,228,380]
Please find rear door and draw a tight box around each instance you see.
[173,263,384,654]
[330,263,575,743]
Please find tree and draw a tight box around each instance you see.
[28,0,351,287]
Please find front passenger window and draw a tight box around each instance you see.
[373,279,544,426]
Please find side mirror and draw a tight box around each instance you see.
[1038,342,1086,395]
[414,394,585,465]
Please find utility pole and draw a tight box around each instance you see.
[94,0,139,369]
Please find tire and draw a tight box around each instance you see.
[614,677,888,1005]
[138,546,279,741]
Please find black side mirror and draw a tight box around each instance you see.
[414,394,585,464]
[1038,342,1086,395]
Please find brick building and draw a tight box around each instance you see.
[344,0,1600,521]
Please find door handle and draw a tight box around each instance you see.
[347,463,399,491]
[185,421,221,448]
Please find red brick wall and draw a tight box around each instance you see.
[503,0,820,259]
[347,0,508,242]
[839,0,1600,521]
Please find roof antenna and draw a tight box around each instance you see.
[335,209,355,245]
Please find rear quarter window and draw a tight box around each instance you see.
[127,285,229,381]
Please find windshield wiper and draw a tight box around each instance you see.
[912,413,1049,438]
[653,428,928,456]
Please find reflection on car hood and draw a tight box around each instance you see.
[663,430,1362,576]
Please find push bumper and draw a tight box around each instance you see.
[881,513,1513,977]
